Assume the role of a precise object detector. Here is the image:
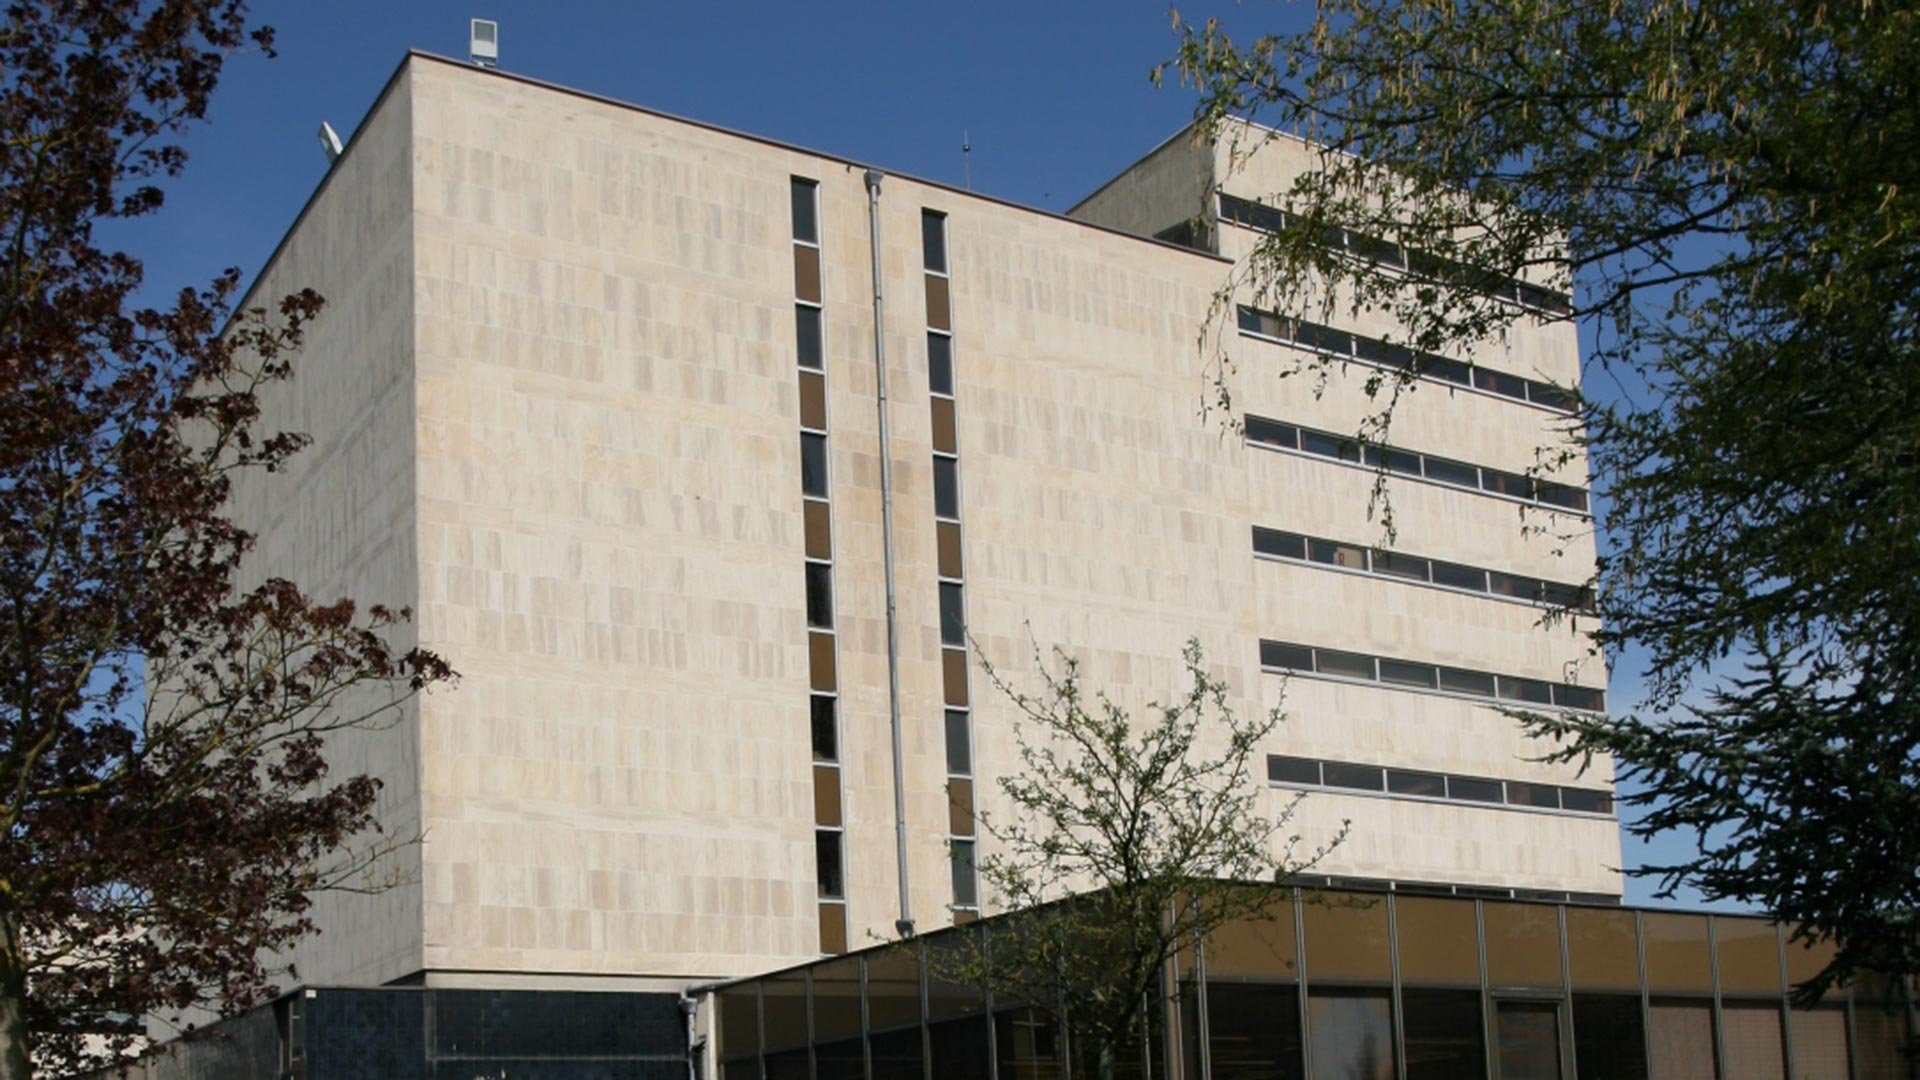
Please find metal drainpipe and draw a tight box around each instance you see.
[864,167,915,939]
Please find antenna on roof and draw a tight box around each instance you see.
[962,131,972,191]
[469,18,499,68]
[317,121,343,164]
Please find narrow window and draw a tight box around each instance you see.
[815,830,845,899]
[1252,527,1307,560]
[1537,481,1589,513]
[1430,560,1488,592]
[949,839,977,906]
[1448,776,1504,804]
[1473,367,1528,399]
[1438,667,1498,697]
[1379,659,1439,689]
[944,710,972,775]
[800,432,829,497]
[1315,648,1377,681]
[790,178,819,244]
[1388,770,1446,797]
[1365,445,1422,476]
[811,695,838,761]
[795,304,823,370]
[1482,469,1536,500]
[1554,684,1607,713]
[939,581,966,646]
[1560,788,1614,815]
[1308,538,1368,571]
[1322,762,1386,791]
[1268,755,1322,785]
[1506,782,1562,809]
[1498,676,1555,706]
[1301,429,1360,462]
[922,211,948,273]
[1371,551,1430,582]
[927,332,954,396]
[1244,415,1299,450]
[933,456,960,519]
[1423,456,1481,488]
[1259,640,1314,672]
[1529,381,1576,412]
[804,561,834,629]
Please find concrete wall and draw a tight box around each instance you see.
[1065,123,1216,246]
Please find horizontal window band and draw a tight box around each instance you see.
[1245,414,1589,514]
[1259,638,1605,713]
[1218,194,1572,316]
[1252,526,1594,614]
[1236,309,1574,416]
[1268,752,1613,817]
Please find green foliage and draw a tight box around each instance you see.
[1163,0,1920,997]
[935,639,1342,1079]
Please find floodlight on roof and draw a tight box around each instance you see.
[470,18,499,68]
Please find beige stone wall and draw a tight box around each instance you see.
[240,55,1619,989]
[222,69,424,987]
[1065,122,1215,244]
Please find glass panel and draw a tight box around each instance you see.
[1244,416,1299,449]
[1315,648,1376,681]
[1554,684,1608,712]
[1782,934,1838,996]
[762,973,809,1050]
[817,1037,863,1080]
[940,581,966,646]
[1720,1002,1786,1080]
[811,695,839,762]
[801,432,830,497]
[934,456,960,519]
[872,1026,925,1080]
[1261,641,1315,672]
[929,1016,992,1080]
[1423,456,1480,488]
[1484,901,1563,988]
[805,561,834,629]
[1322,762,1385,791]
[1306,988,1394,1080]
[767,1049,809,1080]
[723,1059,759,1080]
[925,274,952,332]
[1447,776,1503,804]
[1715,918,1783,993]
[1566,907,1640,990]
[813,765,841,826]
[931,394,958,455]
[928,332,954,395]
[1371,550,1429,580]
[1438,667,1498,697]
[996,1008,1063,1080]
[925,931,987,1020]
[1203,982,1304,1080]
[1474,367,1528,399]
[793,244,822,305]
[868,946,924,1032]
[944,710,972,775]
[1396,896,1480,985]
[1642,914,1713,992]
[1387,769,1446,797]
[804,499,833,559]
[1307,537,1367,570]
[1499,676,1556,706]
[1496,1000,1564,1080]
[813,956,862,1041]
[1253,527,1307,560]
[1378,659,1438,689]
[1301,429,1359,462]
[950,839,978,907]
[1560,788,1613,815]
[809,630,837,692]
[1572,994,1647,1080]
[799,369,828,431]
[937,520,964,579]
[1788,1005,1850,1080]
[816,829,845,899]
[1202,887,1298,978]
[1852,999,1913,1080]
[1302,893,1390,981]
[943,647,968,706]
[948,777,975,836]
[1483,468,1535,500]
[1403,988,1484,1080]
[717,985,761,1057]
[790,179,818,243]
[1506,781,1561,809]
[1647,999,1715,1080]
[796,304,823,370]
[923,211,948,273]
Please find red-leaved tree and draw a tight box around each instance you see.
[0,3,453,1076]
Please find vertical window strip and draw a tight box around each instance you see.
[924,208,978,917]
[793,176,846,954]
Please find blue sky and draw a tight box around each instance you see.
[124,0,1736,911]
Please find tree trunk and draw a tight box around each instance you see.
[0,910,31,1080]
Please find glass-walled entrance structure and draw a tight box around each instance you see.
[710,888,1916,1080]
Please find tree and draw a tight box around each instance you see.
[0,3,453,1076]
[1162,0,1920,997]
[933,639,1343,1080]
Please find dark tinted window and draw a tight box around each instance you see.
[949,840,977,906]
[1573,995,1648,1080]
[1415,353,1472,385]
[1506,782,1561,809]
[1316,648,1376,680]
[1489,572,1543,601]
[1237,305,1266,334]
[1245,415,1299,449]
[801,433,829,497]
[1379,659,1438,689]
[927,332,954,395]
[1269,755,1322,785]
[1431,560,1488,591]
[804,561,834,628]
[795,304,823,370]
[1260,640,1315,671]
[1538,481,1590,513]
[944,710,971,775]
[1482,469,1536,500]
[922,211,948,273]
[1449,776,1504,803]
[1561,788,1614,815]
[1323,762,1385,791]
[1371,550,1430,581]
[1529,382,1576,411]
[1302,429,1360,461]
[1365,445,1422,476]
[1253,527,1307,560]
[1423,456,1480,488]
[811,694,838,761]
[1388,770,1447,797]
[1554,684,1607,712]
[1474,367,1528,399]
[1404,989,1485,1080]
[1499,676,1555,705]
[1351,231,1405,268]
[1309,537,1368,570]
[816,830,844,898]
[1438,667,1498,697]
[790,178,818,243]
[939,581,966,645]
[933,456,960,519]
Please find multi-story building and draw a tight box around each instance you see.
[119,49,1862,1080]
